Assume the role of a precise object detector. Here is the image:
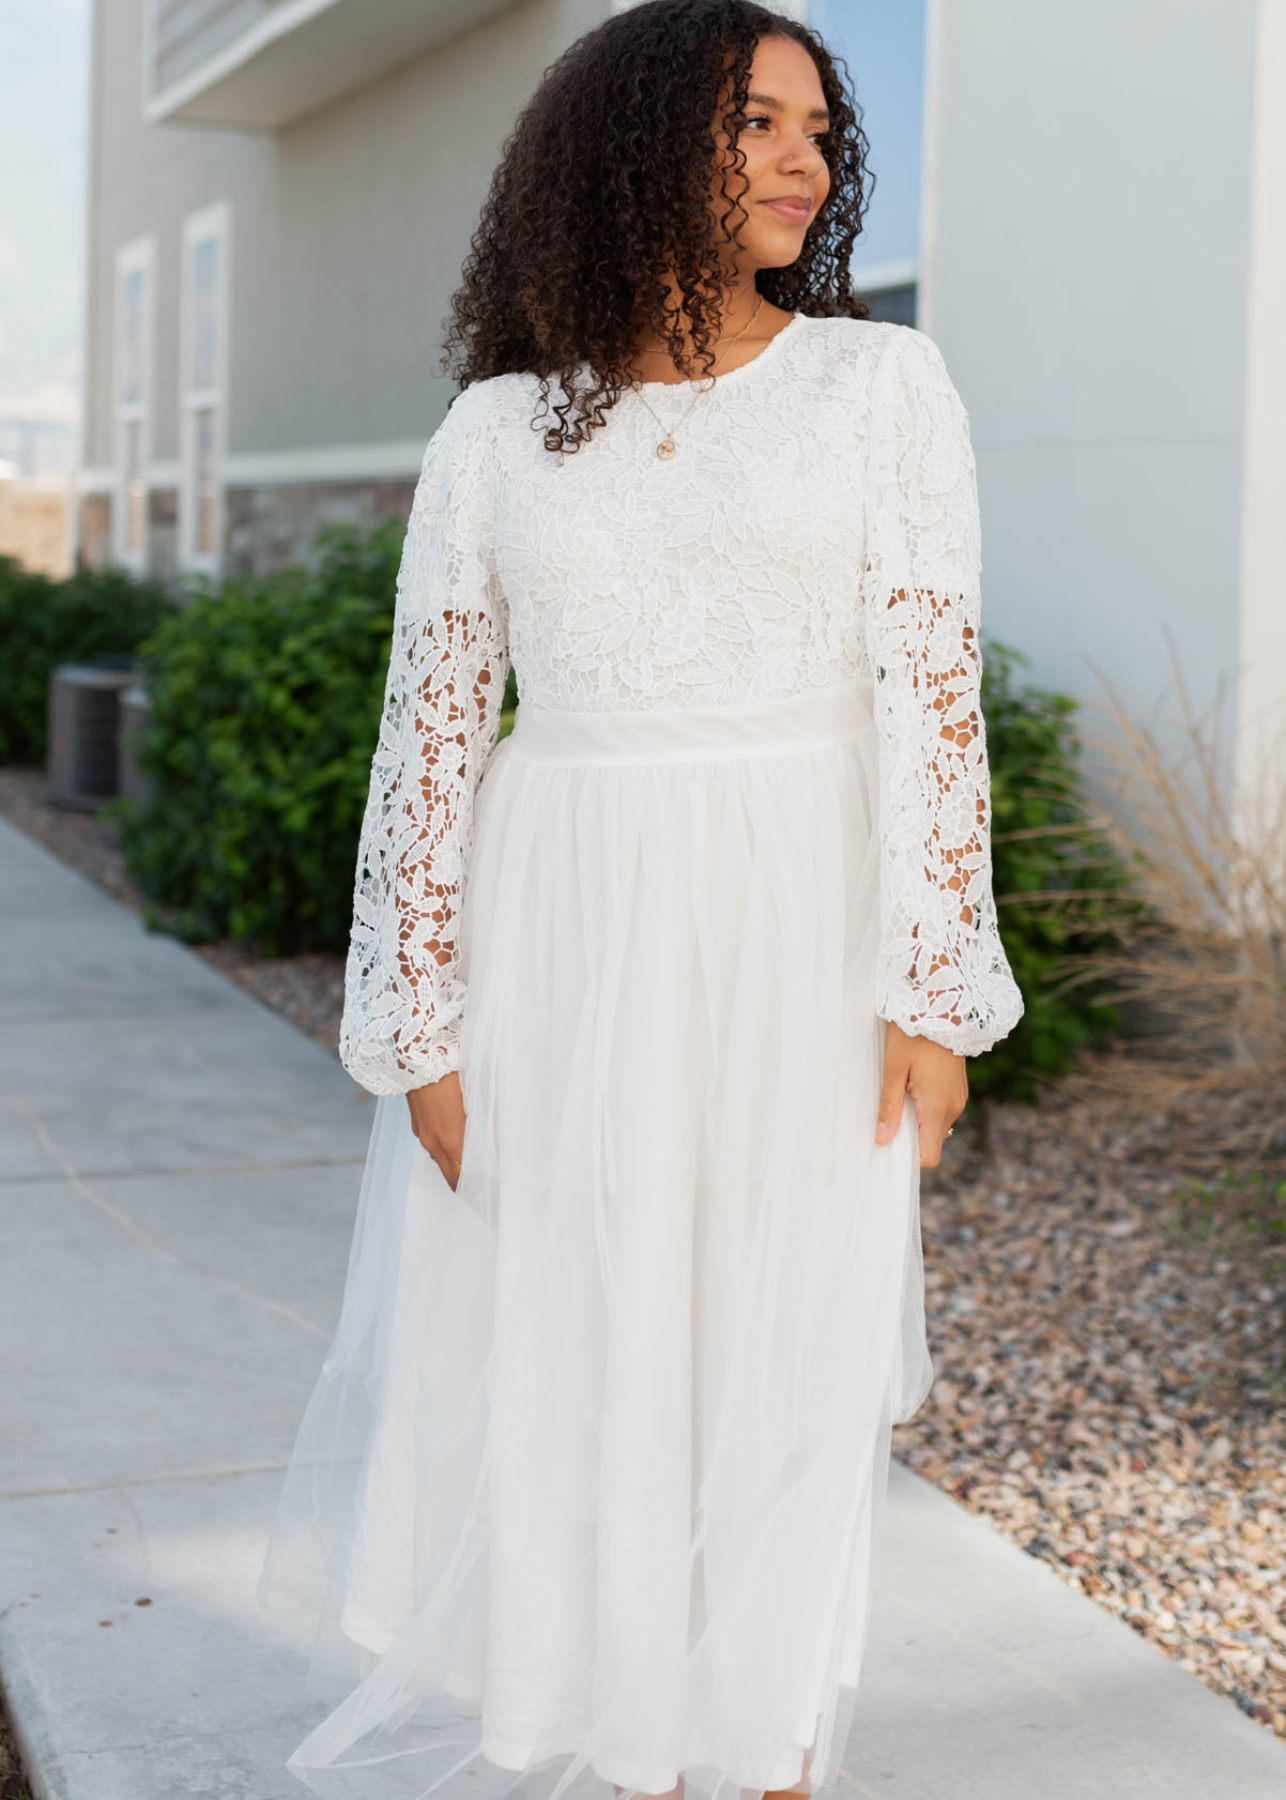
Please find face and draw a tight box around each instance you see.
[710,34,832,273]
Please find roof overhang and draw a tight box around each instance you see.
[145,0,525,131]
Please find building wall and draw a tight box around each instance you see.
[225,478,417,578]
[82,0,605,578]
[83,0,270,474]
[78,492,112,569]
[1235,0,1286,805]
[922,0,1259,731]
[223,0,603,458]
[0,481,72,579]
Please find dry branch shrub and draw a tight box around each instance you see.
[1071,649,1286,1157]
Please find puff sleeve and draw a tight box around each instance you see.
[338,385,510,1095]
[862,326,1023,1057]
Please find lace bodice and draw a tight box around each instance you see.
[339,315,1023,1093]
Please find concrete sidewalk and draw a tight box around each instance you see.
[1,815,1281,1800]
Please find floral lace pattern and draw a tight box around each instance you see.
[338,387,510,1095]
[862,327,1024,1055]
[338,316,1022,1093]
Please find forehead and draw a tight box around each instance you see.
[746,33,827,105]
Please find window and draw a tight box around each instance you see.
[113,239,154,571]
[179,202,230,577]
[862,284,918,328]
[853,258,920,329]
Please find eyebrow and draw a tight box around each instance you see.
[745,91,831,122]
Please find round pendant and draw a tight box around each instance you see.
[656,438,677,460]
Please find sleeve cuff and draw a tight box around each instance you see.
[879,984,1024,1059]
[338,1032,462,1097]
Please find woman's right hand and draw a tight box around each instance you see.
[406,1071,467,1191]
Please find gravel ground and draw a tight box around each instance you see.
[900,1092,1285,1741]
[2,765,1283,1749]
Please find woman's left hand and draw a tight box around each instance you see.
[875,1021,968,1168]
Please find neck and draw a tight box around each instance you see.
[635,273,763,360]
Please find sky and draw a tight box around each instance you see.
[0,0,922,479]
[0,0,90,476]
[815,0,927,273]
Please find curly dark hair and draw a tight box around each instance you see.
[440,0,872,455]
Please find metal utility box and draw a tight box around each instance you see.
[46,660,140,810]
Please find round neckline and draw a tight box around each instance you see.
[627,311,803,393]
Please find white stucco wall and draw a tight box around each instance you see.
[84,0,605,472]
[84,0,268,472]
[921,0,1259,731]
[1235,0,1286,807]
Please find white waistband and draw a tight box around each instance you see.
[503,677,875,767]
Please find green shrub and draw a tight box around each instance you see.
[0,556,173,764]
[973,640,1132,1100]
[118,522,406,954]
[119,522,524,956]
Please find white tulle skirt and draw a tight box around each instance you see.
[258,675,933,1800]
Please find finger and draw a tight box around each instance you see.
[445,1124,468,1189]
[918,1109,952,1170]
[430,1145,459,1192]
[441,1128,465,1183]
[875,1059,908,1146]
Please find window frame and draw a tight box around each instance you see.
[178,200,231,580]
[112,235,156,574]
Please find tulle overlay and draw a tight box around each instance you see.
[258,677,934,1800]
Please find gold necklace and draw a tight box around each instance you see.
[630,295,765,460]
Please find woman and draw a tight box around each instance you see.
[258,3,1023,1797]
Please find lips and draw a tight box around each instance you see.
[760,196,811,225]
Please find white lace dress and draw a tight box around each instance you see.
[258,313,1023,1800]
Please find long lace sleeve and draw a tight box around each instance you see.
[862,327,1023,1057]
[339,387,510,1096]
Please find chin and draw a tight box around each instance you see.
[745,230,807,268]
[753,218,810,248]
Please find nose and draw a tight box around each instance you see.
[779,125,826,178]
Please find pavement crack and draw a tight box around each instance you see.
[0,1153,364,1187]
[0,1087,330,1339]
[0,1458,294,1502]
[2,1088,181,1265]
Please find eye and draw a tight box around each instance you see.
[738,113,832,147]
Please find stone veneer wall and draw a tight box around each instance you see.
[77,494,113,571]
[75,480,417,588]
[0,483,71,578]
[147,488,179,586]
[224,479,417,579]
